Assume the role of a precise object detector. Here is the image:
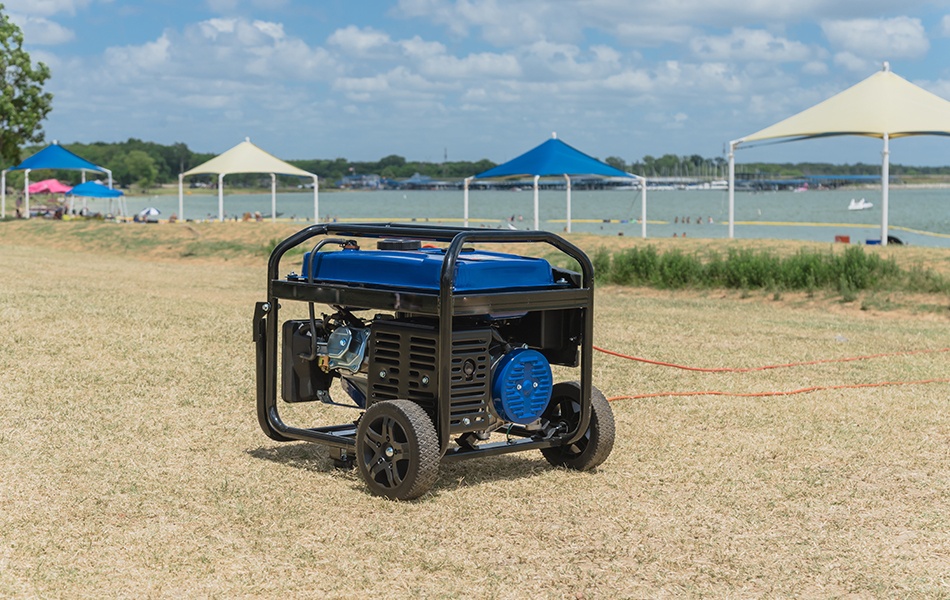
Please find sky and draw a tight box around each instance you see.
[9,0,950,166]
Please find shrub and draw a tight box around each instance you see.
[655,250,703,288]
[591,244,949,299]
[611,246,658,285]
[781,249,831,289]
[592,247,612,282]
[718,248,780,289]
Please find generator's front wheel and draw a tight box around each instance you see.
[541,381,615,470]
[356,400,439,500]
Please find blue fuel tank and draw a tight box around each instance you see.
[299,247,558,292]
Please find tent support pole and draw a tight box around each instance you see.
[271,173,277,223]
[640,176,648,239]
[313,175,320,224]
[564,174,572,234]
[463,177,471,228]
[178,173,184,222]
[24,169,30,220]
[881,133,890,246]
[728,141,737,239]
[218,174,225,222]
[1,169,6,219]
[533,175,540,230]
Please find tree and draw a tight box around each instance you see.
[124,150,158,190]
[0,4,53,166]
[378,154,406,169]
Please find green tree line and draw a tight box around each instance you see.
[6,139,950,191]
[603,154,950,179]
[2,140,502,191]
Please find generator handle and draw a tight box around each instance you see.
[267,222,595,291]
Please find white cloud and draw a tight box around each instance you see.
[940,15,950,36]
[460,87,521,104]
[328,26,393,56]
[413,50,521,79]
[399,36,445,60]
[515,40,632,83]
[180,94,232,110]
[394,0,932,48]
[198,18,237,40]
[603,70,653,93]
[246,37,333,78]
[395,0,585,45]
[802,61,829,75]
[3,0,91,18]
[177,18,337,80]
[393,0,465,36]
[252,20,285,42]
[205,0,240,12]
[822,17,929,59]
[8,14,75,45]
[25,49,61,69]
[832,51,872,73]
[251,0,290,8]
[33,0,950,165]
[332,66,446,104]
[690,28,812,63]
[590,45,622,66]
[104,33,171,73]
[925,78,950,99]
[611,23,696,46]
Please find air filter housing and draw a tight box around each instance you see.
[491,348,553,424]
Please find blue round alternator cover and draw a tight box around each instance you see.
[491,348,553,425]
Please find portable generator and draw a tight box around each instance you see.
[253,223,614,500]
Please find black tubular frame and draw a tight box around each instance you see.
[253,222,595,461]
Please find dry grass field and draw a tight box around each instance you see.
[1,220,949,598]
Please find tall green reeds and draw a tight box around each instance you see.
[591,244,949,297]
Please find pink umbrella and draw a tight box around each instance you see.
[27,179,73,194]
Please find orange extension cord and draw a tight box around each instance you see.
[592,345,950,400]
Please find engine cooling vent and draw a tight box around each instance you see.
[491,348,553,425]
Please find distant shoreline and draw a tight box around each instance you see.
[131,182,950,199]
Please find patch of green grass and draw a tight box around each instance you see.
[179,239,261,259]
[593,244,949,300]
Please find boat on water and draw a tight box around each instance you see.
[848,198,873,211]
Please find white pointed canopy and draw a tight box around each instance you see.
[178,138,319,222]
[728,64,950,245]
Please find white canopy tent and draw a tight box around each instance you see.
[178,138,319,222]
[728,63,950,246]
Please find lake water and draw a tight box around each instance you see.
[100,186,950,248]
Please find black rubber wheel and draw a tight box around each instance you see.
[356,400,440,500]
[540,381,615,470]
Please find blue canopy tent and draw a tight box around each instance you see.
[2,143,113,219]
[465,133,647,236]
[66,181,126,216]
[67,180,123,198]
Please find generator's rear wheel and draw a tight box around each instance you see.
[541,381,615,470]
[356,400,439,500]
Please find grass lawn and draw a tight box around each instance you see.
[1,220,948,597]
